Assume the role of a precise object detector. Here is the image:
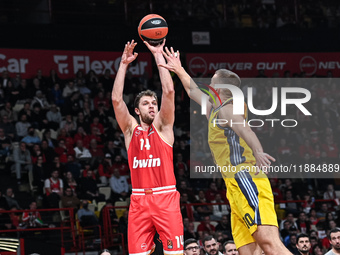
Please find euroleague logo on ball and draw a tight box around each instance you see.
[151,20,161,25]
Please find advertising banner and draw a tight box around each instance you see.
[186,52,340,77]
[0,49,152,79]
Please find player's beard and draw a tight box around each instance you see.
[140,112,154,125]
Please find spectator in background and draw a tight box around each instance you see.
[112,154,129,176]
[296,212,311,234]
[177,180,195,202]
[312,244,323,255]
[15,114,31,140]
[41,139,56,164]
[322,136,339,159]
[0,102,16,123]
[184,238,199,255]
[47,69,61,88]
[54,139,73,163]
[31,105,49,131]
[32,155,48,196]
[74,140,91,161]
[194,190,213,220]
[62,81,78,98]
[0,115,16,139]
[100,69,113,91]
[73,126,88,145]
[296,234,311,255]
[280,212,298,230]
[281,220,292,240]
[21,127,41,148]
[61,187,80,215]
[12,142,32,184]
[184,222,199,241]
[17,80,30,101]
[60,114,77,135]
[63,171,79,195]
[77,200,100,238]
[325,228,340,255]
[197,216,215,237]
[0,127,12,159]
[30,90,50,111]
[316,203,329,220]
[76,111,91,134]
[299,139,314,158]
[211,193,228,221]
[44,170,63,208]
[118,209,128,246]
[50,83,64,107]
[223,241,238,255]
[284,225,299,246]
[270,178,283,202]
[21,201,43,228]
[286,233,298,254]
[46,104,62,130]
[80,169,105,202]
[64,155,81,181]
[202,236,222,255]
[99,199,118,227]
[109,168,129,202]
[4,188,21,209]
[205,182,220,202]
[285,190,299,215]
[97,154,114,185]
[89,138,104,166]
[215,215,232,239]
[323,184,337,200]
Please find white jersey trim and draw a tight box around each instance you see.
[152,124,173,148]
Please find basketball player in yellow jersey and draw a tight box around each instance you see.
[159,47,293,255]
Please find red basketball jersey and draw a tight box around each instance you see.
[128,124,176,189]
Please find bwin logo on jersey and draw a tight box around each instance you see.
[133,155,161,169]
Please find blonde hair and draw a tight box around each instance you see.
[213,69,241,87]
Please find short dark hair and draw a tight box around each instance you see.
[202,235,215,247]
[328,228,340,240]
[184,238,198,250]
[297,233,309,243]
[98,249,111,255]
[222,240,235,252]
[134,90,157,109]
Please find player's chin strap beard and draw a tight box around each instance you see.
[141,114,153,125]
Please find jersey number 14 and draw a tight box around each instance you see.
[140,138,151,151]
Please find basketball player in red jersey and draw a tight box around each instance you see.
[112,40,183,255]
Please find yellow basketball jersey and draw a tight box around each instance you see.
[208,98,256,178]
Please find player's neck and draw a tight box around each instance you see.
[140,121,151,131]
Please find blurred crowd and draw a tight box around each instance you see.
[0,63,338,254]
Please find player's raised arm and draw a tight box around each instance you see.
[218,104,276,173]
[159,47,212,114]
[144,40,174,128]
[112,40,138,137]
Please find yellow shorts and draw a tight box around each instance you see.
[224,165,278,249]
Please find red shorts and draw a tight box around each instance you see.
[128,187,183,255]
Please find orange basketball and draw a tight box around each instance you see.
[138,14,168,45]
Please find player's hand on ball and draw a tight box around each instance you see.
[158,47,181,73]
[254,152,275,175]
[121,40,138,65]
[144,39,166,55]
